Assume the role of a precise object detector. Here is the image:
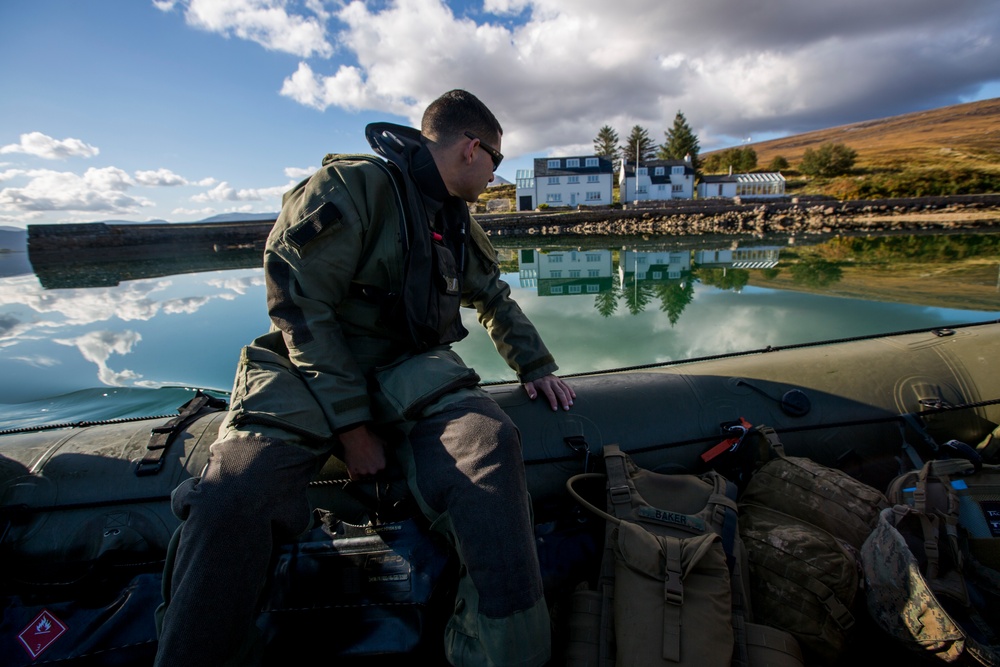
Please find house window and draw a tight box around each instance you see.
[587,284,599,293]
[672,184,683,192]
[566,158,580,168]
[548,176,560,185]
[657,185,666,192]
[549,255,563,263]
[568,176,579,184]
[585,157,598,167]
[546,193,562,202]
[569,285,582,294]
[550,270,562,278]
[637,257,647,265]
[586,191,601,201]
[655,167,665,176]
[551,286,564,294]
[669,253,684,263]
[672,166,684,175]
[652,271,662,280]
[637,167,648,175]
[637,185,648,194]
[588,269,599,277]
[569,270,581,278]
[547,159,561,168]
[587,175,599,183]
[586,254,601,262]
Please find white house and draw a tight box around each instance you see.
[697,172,786,199]
[517,248,615,296]
[618,249,692,285]
[694,246,782,269]
[516,156,615,211]
[618,158,696,202]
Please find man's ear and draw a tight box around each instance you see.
[461,136,477,166]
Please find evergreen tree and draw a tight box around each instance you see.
[659,111,701,171]
[593,125,620,161]
[622,125,655,165]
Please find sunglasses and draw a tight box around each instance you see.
[464,131,503,172]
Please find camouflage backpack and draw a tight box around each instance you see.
[862,458,1000,665]
[736,425,889,665]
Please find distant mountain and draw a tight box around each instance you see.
[710,97,1000,173]
[0,227,27,253]
[77,218,171,225]
[198,212,278,223]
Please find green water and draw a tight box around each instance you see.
[2,232,997,430]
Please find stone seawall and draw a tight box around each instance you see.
[476,193,1000,237]
[27,220,276,256]
[25,193,1000,259]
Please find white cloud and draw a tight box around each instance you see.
[0,132,100,160]
[53,330,143,387]
[284,165,316,179]
[262,0,1000,154]
[0,167,153,213]
[172,206,218,218]
[135,168,190,186]
[10,354,61,369]
[179,0,333,58]
[191,179,293,203]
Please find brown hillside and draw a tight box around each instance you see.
[743,97,1000,170]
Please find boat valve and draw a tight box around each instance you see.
[564,435,591,473]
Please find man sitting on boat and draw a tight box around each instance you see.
[153,89,575,667]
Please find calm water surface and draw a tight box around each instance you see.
[1,232,997,429]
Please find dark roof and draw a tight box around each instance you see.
[620,159,695,181]
[534,156,614,177]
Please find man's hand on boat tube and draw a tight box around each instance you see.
[339,423,387,479]
[523,374,576,411]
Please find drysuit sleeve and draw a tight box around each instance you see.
[462,219,559,383]
[263,161,392,432]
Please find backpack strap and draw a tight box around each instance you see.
[604,444,633,519]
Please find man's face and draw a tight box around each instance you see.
[463,133,499,202]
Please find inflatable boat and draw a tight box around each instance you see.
[2,320,999,665]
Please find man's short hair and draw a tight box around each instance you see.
[421,89,502,146]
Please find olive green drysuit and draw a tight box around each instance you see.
[154,124,557,667]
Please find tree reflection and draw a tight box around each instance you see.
[789,259,843,288]
[594,285,620,318]
[695,267,750,291]
[656,281,696,326]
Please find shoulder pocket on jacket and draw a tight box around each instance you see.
[285,201,343,251]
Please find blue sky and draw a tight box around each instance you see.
[2,0,999,229]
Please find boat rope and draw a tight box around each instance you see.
[525,395,1000,467]
[484,318,1000,384]
[0,413,178,437]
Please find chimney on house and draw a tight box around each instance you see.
[729,165,733,176]
[684,153,691,163]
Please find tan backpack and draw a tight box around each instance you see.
[567,445,803,667]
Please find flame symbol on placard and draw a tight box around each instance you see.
[36,617,52,634]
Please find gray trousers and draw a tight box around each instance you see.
[154,393,550,667]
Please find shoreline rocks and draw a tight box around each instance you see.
[476,193,1000,238]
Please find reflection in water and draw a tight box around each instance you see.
[503,233,1000,320]
[0,233,997,411]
